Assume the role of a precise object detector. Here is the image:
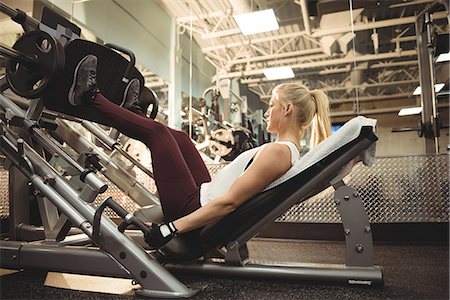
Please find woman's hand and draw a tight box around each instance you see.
[144,222,178,249]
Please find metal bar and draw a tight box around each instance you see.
[26,121,84,173]
[0,44,36,63]
[297,0,311,35]
[0,240,128,277]
[166,262,384,287]
[0,240,383,289]
[416,13,439,153]
[331,103,449,118]
[114,147,154,179]
[312,11,448,37]
[416,0,444,20]
[0,1,17,17]
[322,80,419,92]
[81,120,118,149]
[214,50,417,81]
[0,131,194,297]
[177,10,225,23]
[0,1,39,31]
[8,167,31,240]
[0,94,83,173]
[225,48,322,66]
[202,11,447,52]
[53,120,160,207]
[203,31,307,52]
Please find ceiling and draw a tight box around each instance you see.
[158,0,449,117]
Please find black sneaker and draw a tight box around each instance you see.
[122,78,141,111]
[68,54,98,106]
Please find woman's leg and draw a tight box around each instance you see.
[128,107,211,187]
[167,128,211,186]
[92,93,201,220]
[69,54,202,220]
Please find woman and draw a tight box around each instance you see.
[69,54,331,248]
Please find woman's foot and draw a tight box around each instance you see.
[68,54,99,106]
[122,78,141,111]
[122,79,157,118]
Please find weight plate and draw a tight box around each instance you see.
[222,130,256,161]
[209,129,234,157]
[6,30,64,98]
[209,141,233,157]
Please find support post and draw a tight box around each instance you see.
[416,10,441,153]
[168,17,183,130]
[8,166,31,240]
[225,241,249,266]
[332,177,374,267]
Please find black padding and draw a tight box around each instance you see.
[43,39,144,127]
[161,127,377,261]
[158,229,209,263]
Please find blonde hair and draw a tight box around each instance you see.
[273,83,331,148]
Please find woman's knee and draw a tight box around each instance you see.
[169,128,191,143]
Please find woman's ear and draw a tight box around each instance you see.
[285,103,293,114]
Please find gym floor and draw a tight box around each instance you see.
[0,239,448,300]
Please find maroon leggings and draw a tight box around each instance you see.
[92,93,211,221]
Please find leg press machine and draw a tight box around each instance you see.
[0,2,383,298]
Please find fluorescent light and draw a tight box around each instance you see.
[263,66,295,80]
[398,107,422,116]
[413,83,446,95]
[435,83,445,93]
[234,9,279,35]
[436,52,450,62]
[413,86,422,95]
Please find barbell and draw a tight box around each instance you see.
[1,30,65,98]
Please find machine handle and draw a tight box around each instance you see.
[93,196,150,239]
[104,43,136,83]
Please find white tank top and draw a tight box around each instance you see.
[199,141,300,206]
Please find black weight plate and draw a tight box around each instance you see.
[6,31,64,98]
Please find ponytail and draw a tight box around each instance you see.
[272,83,332,149]
[309,89,331,148]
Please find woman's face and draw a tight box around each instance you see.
[264,92,284,133]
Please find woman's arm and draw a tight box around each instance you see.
[173,143,292,233]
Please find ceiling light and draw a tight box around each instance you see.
[436,52,450,62]
[412,83,446,95]
[398,107,422,116]
[263,66,295,80]
[435,83,446,93]
[234,9,279,35]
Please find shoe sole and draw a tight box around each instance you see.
[68,55,91,106]
[120,78,139,107]
[120,79,132,107]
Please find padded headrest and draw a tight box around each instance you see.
[265,116,377,191]
[43,39,144,127]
